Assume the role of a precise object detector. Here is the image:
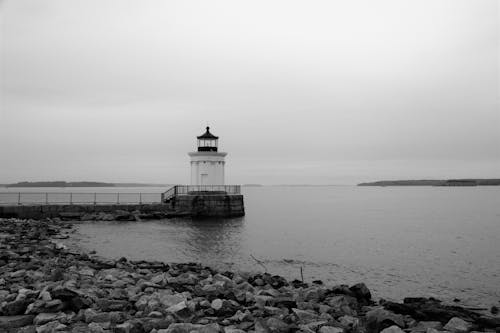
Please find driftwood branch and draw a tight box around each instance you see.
[250,254,268,273]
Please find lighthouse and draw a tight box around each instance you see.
[161,126,244,217]
[188,127,227,186]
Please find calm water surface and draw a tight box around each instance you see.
[57,186,499,306]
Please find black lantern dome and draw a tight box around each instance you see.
[197,127,218,152]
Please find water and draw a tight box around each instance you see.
[8,186,499,307]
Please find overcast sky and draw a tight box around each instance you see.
[1,0,499,185]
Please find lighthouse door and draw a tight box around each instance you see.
[201,174,208,186]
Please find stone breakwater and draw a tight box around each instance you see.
[0,205,182,221]
[0,194,245,219]
[0,218,499,333]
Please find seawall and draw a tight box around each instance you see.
[0,194,245,219]
[0,204,173,220]
[165,194,245,218]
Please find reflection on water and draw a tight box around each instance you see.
[77,218,248,271]
[74,186,500,307]
[180,218,246,267]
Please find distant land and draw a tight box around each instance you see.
[358,179,500,186]
[3,181,170,188]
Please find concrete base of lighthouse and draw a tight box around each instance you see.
[164,193,245,218]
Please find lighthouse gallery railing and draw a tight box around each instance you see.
[161,185,241,201]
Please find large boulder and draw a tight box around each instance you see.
[366,308,405,333]
[33,312,66,325]
[266,317,290,333]
[0,315,35,329]
[292,308,320,323]
[349,283,372,303]
[410,321,443,333]
[327,295,358,316]
[1,299,29,315]
[319,326,344,333]
[380,325,405,333]
[83,308,113,323]
[210,298,238,315]
[443,317,473,333]
[158,323,220,333]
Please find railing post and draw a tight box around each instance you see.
[45,193,48,205]
[117,193,120,204]
[70,193,73,205]
[18,192,21,206]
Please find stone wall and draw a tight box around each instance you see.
[167,194,245,217]
[0,204,171,220]
[0,195,245,219]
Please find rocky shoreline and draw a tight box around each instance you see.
[0,218,499,333]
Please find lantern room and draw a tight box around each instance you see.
[197,127,218,152]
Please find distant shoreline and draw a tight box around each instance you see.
[358,179,500,186]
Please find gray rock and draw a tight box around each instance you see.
[114,319,144,333]
[10,270,26,278]
[411,321,443,333]
[255,318,271,333]
[198,323,221,333]
[381,326,406,333]
[366,308,405,330]
[319,326,344,333]
[228,309,252,322]
[38,291,52,301]
[148,311,164,318]
[211,298,223,310]
[33,312,65,325]
[426,329,450,333]
[158,323,203,333]
[78,268,95,277]
[114,321,133,333]
[266,317,289,333]
[327,295,358,315]
[30,299,65,314]
[443,317,473,333]
[95,299,130,312]
[159,293,186,308]
[292,308,319,323]
[264,306,284,316]
[166,301,187,314]
[35,321,67,333]
[16,326,37,333]
[83,308,111,323]
[1,299,29,315]
[81,213,97,221]
[88,322,106,333]
[349,283,371,301]
[302,321,329,332]
[224,329,247,333]
[0,315,35,329]
[151,273,166,285]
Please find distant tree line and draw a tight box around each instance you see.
[358,179,500,186]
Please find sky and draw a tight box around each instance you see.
[0,0,499,185]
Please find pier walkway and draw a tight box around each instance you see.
[0,192,161,206]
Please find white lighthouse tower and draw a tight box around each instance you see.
[188,127,227,186]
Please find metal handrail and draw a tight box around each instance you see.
[0,192,162,206]
[162,185,241,201]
